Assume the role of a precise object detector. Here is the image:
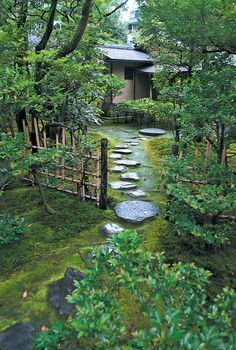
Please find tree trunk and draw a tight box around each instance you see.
[31,165,55,214]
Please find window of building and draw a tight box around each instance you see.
[124,67,134,80]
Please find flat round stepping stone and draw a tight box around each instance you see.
[48,267,85,317]
[115,145,128,149]
[129,142,139,146]
[121,172,139,181]
[139,137,148,141]
[139,128,166,136]
[114,149,132,154]
[100,223,124,237]
[127,189,147,198]
[109,153,122,159]
[115,200,160,223]
[0,323,34,350]
[110,166,127,172]
[109,181,137,190]
[115,160,140,167]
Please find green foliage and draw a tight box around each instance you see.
[35,231,236,349]
[115,98,174,126]
[162,156,236,247]
[0,212,27,246]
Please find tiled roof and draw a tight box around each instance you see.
[100,45,152,63]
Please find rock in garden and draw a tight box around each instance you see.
[48,267,85,317]
[139,128,166,136]
[115,200,160,223]
[100,223,124,237]
[109,153,122,159]
[109,181,137,190]
[110,166,127,172]
[114,149,132,154]
[120,172,139,181]
[115,145,128,149]
[0,323,34,350]
[129,142,139,146]
[115,160,140,167]
[127,189,147,198]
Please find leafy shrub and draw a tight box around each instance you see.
[162,156,236,247]
[114,98,174,126]
[35,231,236,349]
[0,212,27,245]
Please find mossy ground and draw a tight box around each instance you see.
[1,125,235,335]
[0,183,116,331]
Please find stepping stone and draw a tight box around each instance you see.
[127,189,147,198]
[121,172,139,181]
[115,145,128,149]
[139,137,148,141]
[114,149,132,154]
[109,153,122,159]
[115,160,140,167]
[115,200,160,223]
[109,181,137,190]
[48,267,85,317]
[110,166,127,172]
[139,128,166,136]
[123,130,133,133]
[0,323,34,350]
[100,223,124,237]
[129,142,139,146]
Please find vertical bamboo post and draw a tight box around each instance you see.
[61,127,66,182]
[96,147,100,207]
[100,138,108,209]
[221,145,227,166]
[43,129,47,148]
[205,140,210,165]
[80,160,85,201]
[72,133,77,193]
[33,118,40,148]
[56,131,60,177]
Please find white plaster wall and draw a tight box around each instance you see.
[112,62,134,103]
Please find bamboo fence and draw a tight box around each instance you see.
[22,118,108,208]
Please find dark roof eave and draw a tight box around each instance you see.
[104,58,153,63]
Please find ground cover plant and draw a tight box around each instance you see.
[35,231,236,350]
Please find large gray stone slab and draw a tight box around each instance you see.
[115,200,160,223]
[100,223,124,237]
[120,172,139,181]
[114,149,132,154]
[48,267,85,317]
[110,166,127,172]
[115,145,128,149]
[129,142,139,146]
[115,160,140,167]
[109,181,137,190]
[0,323,34,350]
[109,153,122,159]
[139,128,166,136]
[127,189,147,198]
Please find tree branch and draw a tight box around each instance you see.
[56,0,93,58]
[104,0,128,17]
[35,0,58,52]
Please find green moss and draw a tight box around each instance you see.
[145,137,173,169]
[0,181,117,331]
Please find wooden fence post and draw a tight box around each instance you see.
[100,138,108,209]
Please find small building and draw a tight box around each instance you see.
[100,45,154,107]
